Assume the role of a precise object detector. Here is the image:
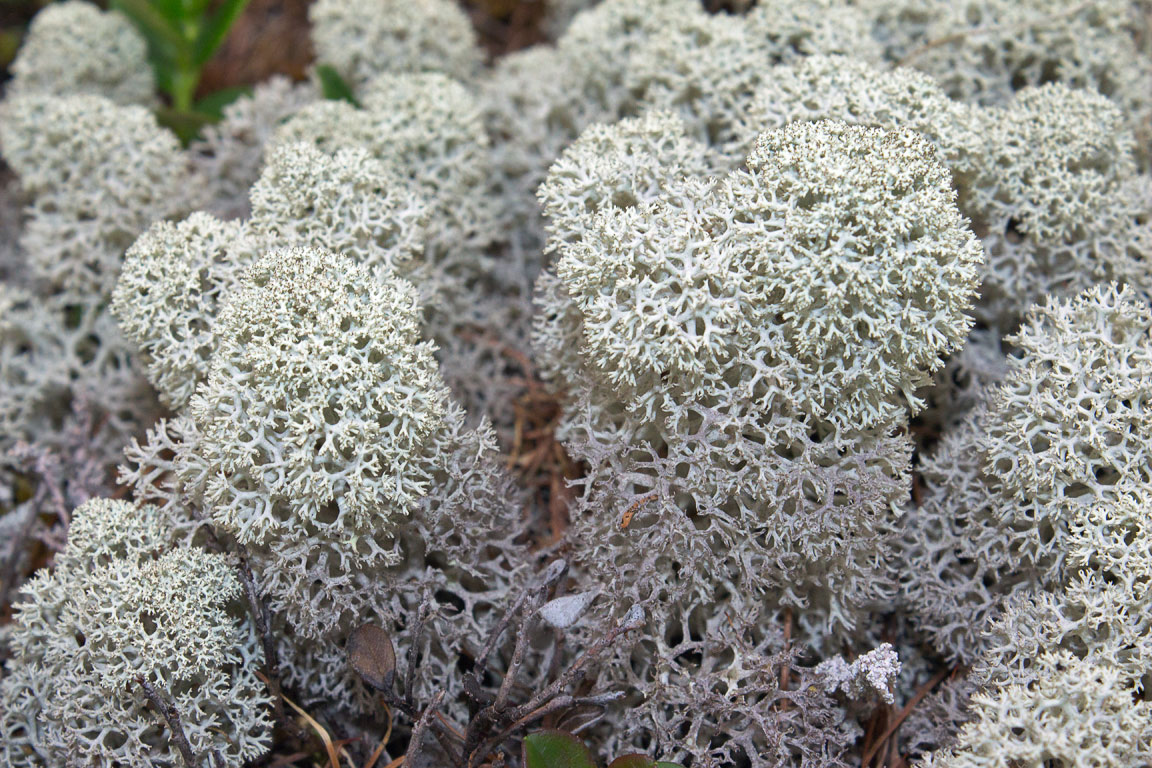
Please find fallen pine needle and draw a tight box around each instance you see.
[256,670,343,768]
[861,665,953,766]
[363,701,394,768]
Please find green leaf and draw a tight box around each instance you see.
[315,64,360,107]
[111,0,187,55]
[154,106,215,145]
[147,0,187,27]
[184,0,215,20]
[607,756,654,768]
[193,85,252,119]
[193,0,252,66]
[0,28,22,70]
[523,731,598,768]
[605,757,685,768]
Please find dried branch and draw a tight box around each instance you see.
[405,597,434,709]
[186,504,298,739]
[861,665,955,766]
[469,691,624,767]
[464,605,645,768]
[136,676,199,768]
[406,690,446,766]
[235,554,292,733]
[0,499,40,611]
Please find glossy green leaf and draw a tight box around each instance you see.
[605,757,684,768]
[154,107,215,145]
[607,756,654,768]
[523,731,598,768]
[193,85,252,119]
[315,64,360,107]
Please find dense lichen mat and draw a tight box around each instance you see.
[1,0,1150,766]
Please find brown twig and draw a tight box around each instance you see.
[405,690,446,766]
[136,676,200,768]
[267,675,344,768]
[470,691,622,767]
[234,554,295,736]
[0,500,40,612]
[465,607,645,767]
[188,505,298,743]
[405,597,434,708]
[777,607,793,713]
[861,666,954,767]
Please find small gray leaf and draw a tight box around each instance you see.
[538,591,599,629]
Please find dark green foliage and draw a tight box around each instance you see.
[523,731,684,768]
[111,0,252,138]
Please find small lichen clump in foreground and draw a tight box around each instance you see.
[122,246,526,719]
[0,499,273,767]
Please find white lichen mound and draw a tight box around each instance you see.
[533,117,986,764]
[480,0,707,255]
[919,448,1152,763]
[902,284,1152,663]
[123,245,526,717]
[899,0,1152,160]
[921,652,1152,768]
[268,73,521,426]
[741,59,1152,329]
[536,111,721,253]
[0,93,197,298]
[0,499,273,768]
[113,141,432,412]
[309,0,482,91]
[624,2,883,157]
[740,121,983,429]
[742,55,983,172]
[548,120,982,433]
[5,0,153,105]
[111,214,253,409]
[272,73,501,287]
[190,76,318,218]
[186,246,448,562]
[0,93,186,471]
[0,286,69,456]
[247,142,429,279]
[964,84,1152,326]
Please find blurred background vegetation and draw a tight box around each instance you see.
[0,0,751,98]
[0,0,554,97]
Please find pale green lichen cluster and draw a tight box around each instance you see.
[309,0,482,90]
[2,0,1152,765]
[902,284,1152,665]
[535,116,981,764]
[5,0,152,106]
[0,499,273,768]
[120,247,524,719]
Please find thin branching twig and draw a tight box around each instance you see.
[406,690,446,766]
[136,676,199,768]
